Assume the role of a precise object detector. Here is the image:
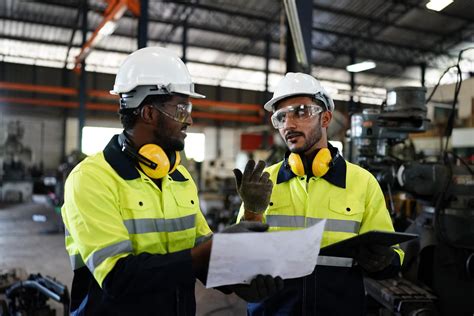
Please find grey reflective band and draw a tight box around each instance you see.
[266,215,305,227]
[267,215,360,233]
[307,217,360,233]
[86,240,133,272]
[443,208,472,217]
[65,229,70,236]
[70,254,85,270]
[318,256,353,267]
[124,214,196,234]
[195,233,213,246]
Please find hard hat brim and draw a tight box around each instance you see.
[264,92,312,112]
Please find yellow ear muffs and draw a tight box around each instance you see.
[137,144,180,179]
[288,148,333,178]
[288,153,305,176]
[312,148,332,177]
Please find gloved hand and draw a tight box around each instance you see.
[355,244,396,273]
[221,221,269,234]
[233,160,273,214]
[229,275,284,303]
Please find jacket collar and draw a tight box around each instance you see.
[103,134,188,182]
[276,143,346,188]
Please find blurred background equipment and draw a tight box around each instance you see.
[0,268,69,316]
[349,83,474,315]
[0,121,34,203]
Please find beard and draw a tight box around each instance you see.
[153,115,185,152]
[292,127,322,154]
[287,117,323,154]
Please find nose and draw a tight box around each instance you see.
[184,114,193,126]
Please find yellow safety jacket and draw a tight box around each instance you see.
[237,148,404,267]
[238,146,404,315]
[62,135,211,315]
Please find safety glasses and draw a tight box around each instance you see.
[152,102,193,124]
[271,104,323,129]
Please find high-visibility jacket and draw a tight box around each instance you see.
[62,135,211,315]
[237,145,404,315]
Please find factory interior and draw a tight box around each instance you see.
[0,0,473,315]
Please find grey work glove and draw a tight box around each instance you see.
[233,160,273,214]
[229,275,284,303]
[355,244,396,273]
[221,221,269,234]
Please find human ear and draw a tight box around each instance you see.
[321,111,332,128]
[140,105,155,123]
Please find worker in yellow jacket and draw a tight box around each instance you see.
[234,73,404,315]
[62,47,282,316]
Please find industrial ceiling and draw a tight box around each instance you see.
[0,0,473,104]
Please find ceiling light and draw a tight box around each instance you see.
[426,0,453,12]
[346,61,376,73]
[283,0,308,69]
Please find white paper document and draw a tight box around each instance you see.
[206,219,326,288]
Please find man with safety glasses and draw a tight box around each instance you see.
[61,47,283,315]
[234,72,404,315]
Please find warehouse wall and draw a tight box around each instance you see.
[427,76,474,119]
[0,62,270,172]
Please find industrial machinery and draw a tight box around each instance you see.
[0,121,34,203]
[0,268,69,316]
[350,87,474,315]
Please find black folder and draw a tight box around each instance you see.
[319,231,418,258]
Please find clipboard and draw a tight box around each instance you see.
[319,230,418,258]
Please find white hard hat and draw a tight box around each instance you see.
[111,46,205,109]
[264,72,334,112]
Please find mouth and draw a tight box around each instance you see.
[285,132,303,143]
[180,126,187,137]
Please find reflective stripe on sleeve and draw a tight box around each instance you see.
[70,253,85,270]
[123,214,196,234]
[86,240,133,272]
[318,256,353,267]
[195,233,213,246]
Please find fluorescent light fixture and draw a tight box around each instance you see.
[346,60,376,73]
[283,0,308,69]
[426,0,453,11]
[98,21,117,36]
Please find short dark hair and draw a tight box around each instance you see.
[119,94,173,130]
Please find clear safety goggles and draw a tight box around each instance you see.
[152,102,193,124]
[271,104,323,129]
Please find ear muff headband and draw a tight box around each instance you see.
[119,133,180,179]
[288,148,334,177]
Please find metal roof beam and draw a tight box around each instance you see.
[312,3,441,37]
[312,25,452,58]
[1,14,452,72]
[0,7,455,65]
[391,0,474,23]
[0,32,420,84]
[162,0,274,23]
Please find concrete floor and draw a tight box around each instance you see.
[0,199,247,315]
